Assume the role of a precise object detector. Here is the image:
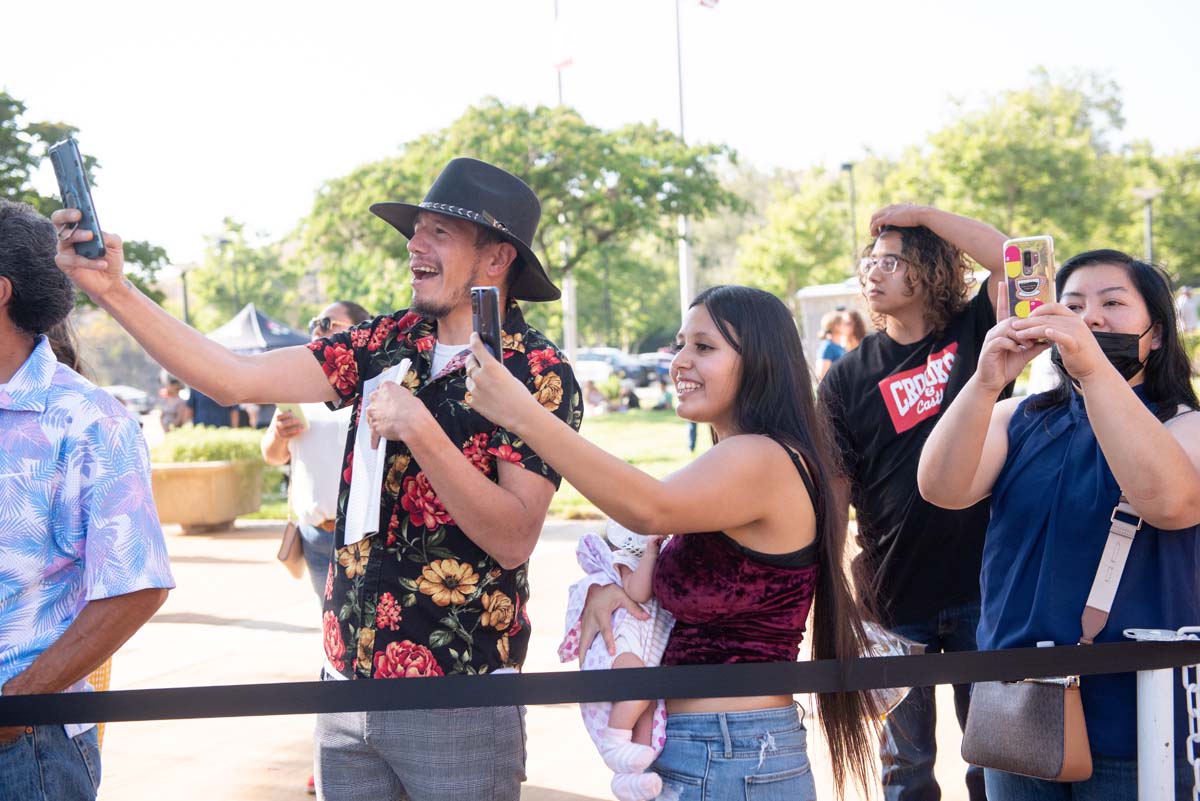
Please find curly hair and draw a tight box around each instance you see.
[0,200,75,336]
[862,225,976,334]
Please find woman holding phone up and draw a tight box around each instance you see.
[918,251,1200,800]
[464,285,879,800]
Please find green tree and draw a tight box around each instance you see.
[189,218,307,332]
[883,70,1130,257]
[1,90,166,301]
[735,168,852,306]
[297,99,742,339]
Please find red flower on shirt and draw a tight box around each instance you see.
[323,611,346,671]
[350,327,370,348]
[414,335,436,353]
[324,564,334,601]
[372,640,444,679]
[386,511,401,547]
[527,348,561,376]
[400,473,453,530]
[314,342,358,396]
[367,317,398,352]
[396,311,422,334]
[342,452,354,485]
[487,444,523,465]
[375,592,402,630]
[462,432,493,477]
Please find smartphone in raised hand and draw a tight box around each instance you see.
[48,138,105,260]
[275,403,309,431]
[471,286,502,359]
[1003,236,1056,319]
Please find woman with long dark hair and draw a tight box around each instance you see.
[463,285,879,800]
[918,251,1200,799]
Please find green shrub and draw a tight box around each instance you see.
[151,425,266,463]
[599,374,622,401]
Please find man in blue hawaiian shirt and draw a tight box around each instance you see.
[0,200,175,801]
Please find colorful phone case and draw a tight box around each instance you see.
[1003,236,1056,318]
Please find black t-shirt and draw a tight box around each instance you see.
[818,278,1008,626]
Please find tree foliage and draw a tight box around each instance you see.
[188,218,307,332]
[735,70,1200,303]
[0,90,166,302]
[297,98,742,343]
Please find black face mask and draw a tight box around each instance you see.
[1050,324,1154,382]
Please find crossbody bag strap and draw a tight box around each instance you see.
[1077,404,1197,644]
[1079,494,1142,645]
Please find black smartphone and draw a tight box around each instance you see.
[471,286,502,359]
[48,138,105,260]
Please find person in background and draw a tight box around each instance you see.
[0,199,174,801]
[1176,286,1198,333]
[187,387,238,427]
[260,299,371,795]
[841,308,867,352]
[818,203,1008,801]
[918,251,1200,799]
[159,372,192,431]
[815,310,848,380]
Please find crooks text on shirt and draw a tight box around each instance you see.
[878,343,958,434]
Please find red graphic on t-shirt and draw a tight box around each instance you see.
[878,343,958,434]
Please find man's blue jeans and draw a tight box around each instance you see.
[881,602,987,801]
[985,753,1194,800]
[300,523,335,601]
[0,725,100,801]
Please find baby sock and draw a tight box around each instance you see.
[611,771,663,801]
[598,726,657,774]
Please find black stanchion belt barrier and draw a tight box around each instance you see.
[2,640,1198,726]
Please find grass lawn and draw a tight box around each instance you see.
[550,409,711,519]
[244,409,710,522]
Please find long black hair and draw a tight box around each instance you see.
[1027,250,1199,421]
[691,285,879,798]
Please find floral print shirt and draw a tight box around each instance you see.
[309,301,582,679]
[0,338,175,694]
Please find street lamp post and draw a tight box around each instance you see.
[1133,186,1164,263]
[841,162,857,262]
[181,267,191,326]
[674,0,692,324]
[217,237,241,310]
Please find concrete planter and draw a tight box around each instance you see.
[151,460,263,534]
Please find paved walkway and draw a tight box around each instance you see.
[95,519,972,801]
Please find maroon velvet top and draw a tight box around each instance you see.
[653,441,821,666]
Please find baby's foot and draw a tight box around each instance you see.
[611,771,663,801]
[599,727,657,774]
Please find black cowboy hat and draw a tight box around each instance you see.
[370,158,559,302]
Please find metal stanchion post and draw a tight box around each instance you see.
[1126,627,1200,800]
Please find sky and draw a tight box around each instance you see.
[3,0,1198,266]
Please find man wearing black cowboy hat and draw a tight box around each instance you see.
[52,158,583,801]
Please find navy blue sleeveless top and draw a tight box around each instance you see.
[979,386,1200,757]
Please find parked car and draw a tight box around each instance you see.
[101,384,155,415]
[576,348,656,387]
[571,356,614,387]
[637,352,674,384]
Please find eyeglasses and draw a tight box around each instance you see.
[858,254,910,275]
[308,317,351,336]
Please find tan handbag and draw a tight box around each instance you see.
[961,493,1145,782]
[276,520,306,579]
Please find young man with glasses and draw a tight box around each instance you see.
[818,204,1008,801]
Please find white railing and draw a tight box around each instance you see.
[1126,626,1200,801]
